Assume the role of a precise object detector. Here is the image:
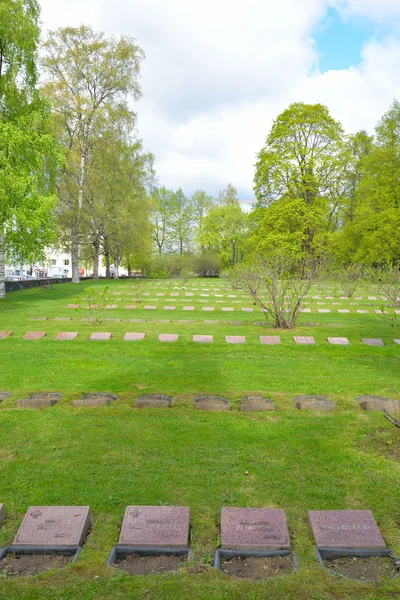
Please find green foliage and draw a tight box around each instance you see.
[75,285,111,324]
[0,0,61,293]
[229,256,322,329]
[198,203,248,267]
[253,102,349,262]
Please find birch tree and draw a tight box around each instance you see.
[42,25,144,282]
[0,0,59,298]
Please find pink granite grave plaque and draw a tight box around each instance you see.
[124,333,145,341]
[67,304,80,309]
[193,335,213,343]
[221,508,290,550]
[226,336,246,344]
[90,332,112,341]
[119,506,190,548]
[309,510,386,549]
[260,336,280,345]
[55,332,78,341]
[362,338,384,346]
[23,332,47,340]
[328,337,349,345]
[159,334,179,342]
[293,336,315,345]
[183,306,195,310]
[13,506,91,547]
[164,306,176,310]
[0,331,12,339]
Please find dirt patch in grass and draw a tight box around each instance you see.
[0,553,72,577]
[357,429,400,460]
[113,553,186,575]
[325,555,399,582]
[221,554,295,580]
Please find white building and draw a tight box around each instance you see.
[6,247,129,278]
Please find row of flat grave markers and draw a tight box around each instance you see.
[1,332,399,346]
[0,505,398,581]
[2,392,400,412]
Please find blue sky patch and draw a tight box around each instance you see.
[313,7,384,72]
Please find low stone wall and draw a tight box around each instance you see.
[5,277,92,293]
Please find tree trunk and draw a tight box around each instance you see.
[104,241,111,278]
[72,143,87,284]
[93,237,101,280]
[0,226,5,299]
[71,222,80,283]
[114,254,120,279]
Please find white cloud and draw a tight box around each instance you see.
[38,0,400,199]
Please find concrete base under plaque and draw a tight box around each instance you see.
[214,548,298,574]
[108,546,192,570]
[315,547,400,582]
[73,393,117,407]
[293,396,336,411]
[356,395,400,412]
[194,396,231,411]
[134,395,172,408]
[240,397,276,412]
[17,393,62,409]
[0,546,82,570]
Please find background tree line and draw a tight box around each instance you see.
[1,0,400,299]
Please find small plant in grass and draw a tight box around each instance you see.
[383,391,400,430]
[180,268,195,288]
[336,264,368,298]
[128,280,146,305]
[76,286,111,325]
[374,264,400,308]
[228,256,324,329]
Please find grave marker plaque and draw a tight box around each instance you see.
[13,506,91,547]
[195,396,230,411]
[362,338,384,346]
[221,508,290,550]
[73,393,117,407]
[293,336,315,345]
[226,336,246,344]
[124,333,145,341]
[260,336,280,345]
[90,332,112,341]
[56,332,78,341]
[159,334,179,342]
[328,337,349,345]
[309,510,386,549]
[134,395,172,408]
[240,397,276,412]
[23,332,47,340]
[0,331,12,339]
[293,396,335,411]
[193,335,213,343]
[119,506,190,548]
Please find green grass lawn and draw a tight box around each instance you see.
[0,279,399,599]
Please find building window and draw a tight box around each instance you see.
[51,260,57,266]
[63,248,69,254]
[64,259,70,266]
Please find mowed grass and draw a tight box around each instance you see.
[0,280,399,599]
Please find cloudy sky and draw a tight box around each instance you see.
[39,0,400,203]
